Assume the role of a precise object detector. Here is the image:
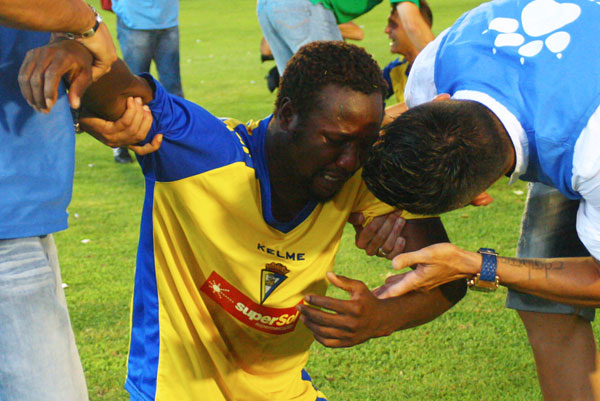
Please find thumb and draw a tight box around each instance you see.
[67,70,92,109]
[391,250,423,270]
[326,271,359,294]
[376,271,418,299]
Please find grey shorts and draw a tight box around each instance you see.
[505,182,595,321]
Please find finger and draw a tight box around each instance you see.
[378,217,406,259]
[134,105,153,143]
[372,272,407,297]
[116,97,136,128]
[298,303,348,330]
[391,251,422,270]
[66,67,92,110]
[43,57,70,112]
[129,134,163,156]
[347,212,364,227]
[28,55,52,111]
[348,212,364,244]
[386,236,407,260]
[122,97,145,137]
[364,211,405,256]
[18,50,37,109]
[299,313,353,346]
[355,214,385,251]
[303,293,353,315]
[371,285,384,297]
[325,271,364,295]
[79,116,112,140]
[375,271,417,299]
[311,332,347,348]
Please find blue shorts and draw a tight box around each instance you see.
[505,182,595,321]
[257,0,343,74]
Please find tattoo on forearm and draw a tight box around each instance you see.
[499,257,564,280]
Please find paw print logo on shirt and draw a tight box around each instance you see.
[482,0,582,64]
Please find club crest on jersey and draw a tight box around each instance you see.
[261,262,289,304]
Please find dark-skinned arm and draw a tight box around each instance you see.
[1,0,117,83]
[80,57,154,121]
[18,39,159,150]
[298,217,466,348]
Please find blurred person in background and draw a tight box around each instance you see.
[257,0,434,75]
[111,0,184,163]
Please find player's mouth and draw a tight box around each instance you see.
[322,171,349,183]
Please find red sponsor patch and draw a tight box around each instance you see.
[200,271,302,335]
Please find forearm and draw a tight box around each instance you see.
[338,21,364,41]
[496,256,600,307]
[401,217,467,306]
[81,59,154,121]
[382,286,458,334]
[0,0,95,33]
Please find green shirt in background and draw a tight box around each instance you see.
[311,0,419,24]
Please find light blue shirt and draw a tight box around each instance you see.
[112,0,179,30]
[0,28,75,239]
[406,0,600,259]
[433,0,600,200]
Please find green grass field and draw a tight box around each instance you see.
[53,1,598,400]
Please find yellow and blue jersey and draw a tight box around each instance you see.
[126,75,396,401]
[383,56,411,104]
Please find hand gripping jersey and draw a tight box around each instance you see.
[126,76,397,401]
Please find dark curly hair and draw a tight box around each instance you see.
[275,41,387,120]
[363,100,510,215]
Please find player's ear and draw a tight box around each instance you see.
[470,191,494,207]
[277,97,297,131]
[432,93,451,102]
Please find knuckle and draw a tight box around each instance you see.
[30,74,42,89]
[374,232,387,243]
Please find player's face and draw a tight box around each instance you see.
[288,85,384,201]
[384,11,410,55]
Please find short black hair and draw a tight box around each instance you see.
[275,41,387,120]
[419,0,433,27]
[363,100,509,215]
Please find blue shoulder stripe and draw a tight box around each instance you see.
[138,76,252,182]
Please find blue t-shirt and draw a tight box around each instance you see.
[0,28,75,239]
[434,0,600,199]
[112,0,179,30]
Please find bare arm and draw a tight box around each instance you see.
[0,0,94,32]
[19,39,157,148]
[338,21,364,41]
[394,1,434,52]
[19,39,151,116]
[298,217,466,348]
[378,243,600,307]
[1,0,117,81]
[81,58,154,121]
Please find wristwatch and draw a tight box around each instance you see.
[467,248,499,292]
[64,5,103,39]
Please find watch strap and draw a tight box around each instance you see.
[478,247,497,282]
[467,248,499,292]
[64,5,103,39]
